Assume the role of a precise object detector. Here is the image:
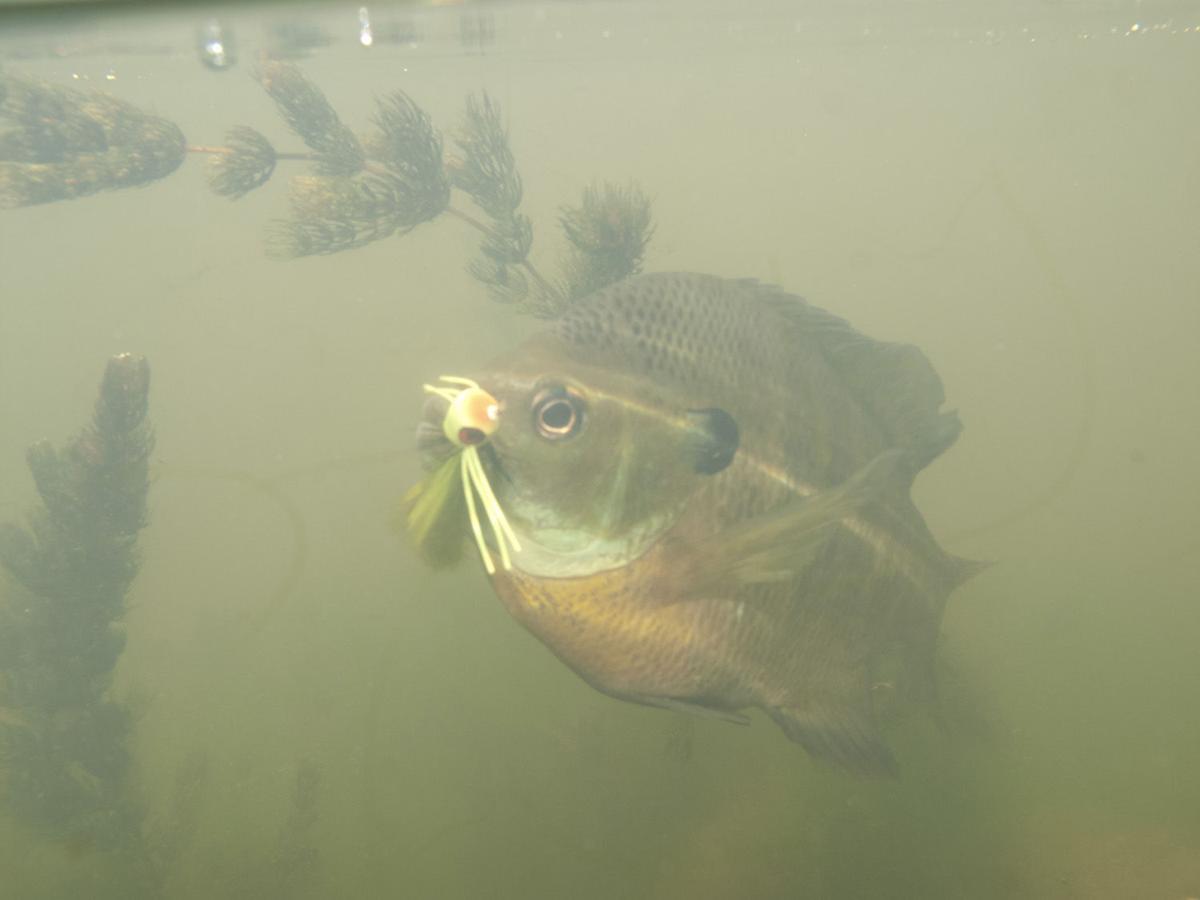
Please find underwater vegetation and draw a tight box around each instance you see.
[0,358,329,897]
[0,74,186,207]
[209,61,653,315]
[1,62,654,319]
[0,354,158,888]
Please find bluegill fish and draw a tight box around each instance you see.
[409,272,980,774]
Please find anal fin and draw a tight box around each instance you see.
[769,703,898,777]
[627,694,752,727]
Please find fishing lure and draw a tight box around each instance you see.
[420,376,521,574]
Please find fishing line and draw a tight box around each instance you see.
[145,463,309,642]
[148,449,405,644]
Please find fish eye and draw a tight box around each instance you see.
[532,386,584,440]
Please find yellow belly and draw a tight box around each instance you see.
[490,550,709,697]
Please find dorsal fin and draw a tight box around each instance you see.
[754,282,962,473]
[557,271,961,474]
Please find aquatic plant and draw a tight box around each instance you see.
[213,62,654,314]
[0,357,327,896]
[0,73,186,208]
[260,60,365,176]
[558,180,655,307]
[0,354,158,891]
[2,62,654,317]
[254,62,452,258]
[203,125,279,199]
[449,92,542,306]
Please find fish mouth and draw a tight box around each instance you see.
[416,387,509,479]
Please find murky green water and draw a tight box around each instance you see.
[1,2,1198,897]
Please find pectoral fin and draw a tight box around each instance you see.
[672,449,906,596]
